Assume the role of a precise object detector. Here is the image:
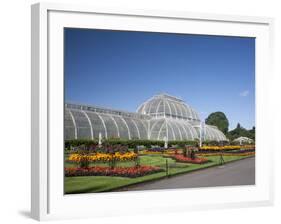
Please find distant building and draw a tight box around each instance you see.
[65,94,227,141]
[233,136,254,145]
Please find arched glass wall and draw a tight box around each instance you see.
[193,125,227,141]
[149,118,198,141]
[65,107,149,140]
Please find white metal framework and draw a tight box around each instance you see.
[65,94,227,141]
[137,94,202,122]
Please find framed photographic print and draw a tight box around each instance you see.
[31,2,274,221]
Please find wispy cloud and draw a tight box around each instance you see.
[200,111,207,115]
[239,90,249,97]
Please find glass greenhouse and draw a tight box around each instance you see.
[233,136,254,144]
[65,94,227,141]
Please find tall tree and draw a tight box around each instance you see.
[205,112,229,134]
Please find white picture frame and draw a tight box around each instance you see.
[31,2,274,221]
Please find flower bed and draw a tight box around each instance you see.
[199,145,255,151]
[65,166,163,178]
[197,151,255,157]
[168,155,209,164]
[68,152,137,163]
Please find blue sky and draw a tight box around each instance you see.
[65,28,255,130]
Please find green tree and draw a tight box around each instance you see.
[227,123,255,141]
[205,112,229,134]
[248,126,255,140]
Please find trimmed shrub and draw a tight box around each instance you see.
[65,139,98,149]
[168,140,198,148]
[202,140,219,146]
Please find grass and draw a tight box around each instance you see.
[64,153,254,194]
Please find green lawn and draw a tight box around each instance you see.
[64,154,254,194]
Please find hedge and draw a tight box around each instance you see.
[65,139,98,150]
[168,140,198,147]
[65,139,198,150]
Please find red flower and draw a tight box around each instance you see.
[65,166,163,178]
[170,155,209,164]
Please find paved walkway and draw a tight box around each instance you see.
[118,157,255,191]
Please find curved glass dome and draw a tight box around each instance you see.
[137,94,200,121]
[149,118,199,141]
